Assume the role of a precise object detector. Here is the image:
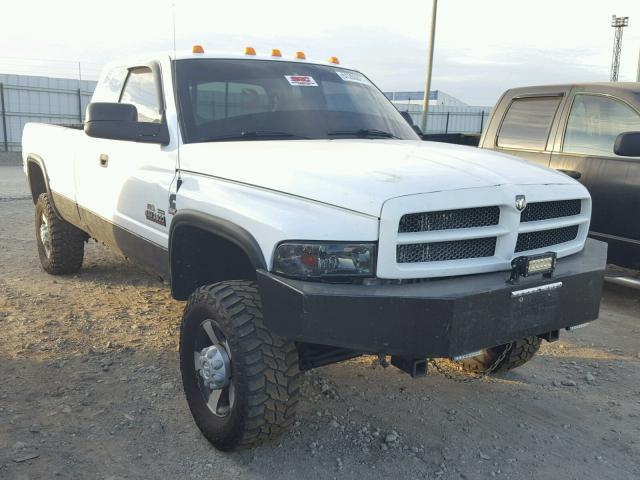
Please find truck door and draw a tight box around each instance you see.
[549,92,640,263]
[75,63,177,277]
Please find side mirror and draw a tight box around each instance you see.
[614,131,640,157]
[399,111,423,136]
[84,102,170,145]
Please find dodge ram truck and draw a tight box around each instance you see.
[22,46,607,451]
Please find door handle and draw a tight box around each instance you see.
[556,169,581,180]
[99,154,109,168]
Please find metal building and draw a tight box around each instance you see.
[0,73,96,152]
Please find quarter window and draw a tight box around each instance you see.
[497,97,561,151]
[119,67,161,123]
[563,94,640,157]
[92,66,128,103]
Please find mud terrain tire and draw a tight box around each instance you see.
[180,281,301,451]
[35,193,84,275]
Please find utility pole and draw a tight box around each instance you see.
[637,48,640,82]
[610,15,628,82]
[420,0,438,133]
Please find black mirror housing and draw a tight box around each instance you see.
[614,131,640,157]
[84,102,170,145]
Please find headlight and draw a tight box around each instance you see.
[273,242,376,279]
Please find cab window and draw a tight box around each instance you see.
[497,97,561,151]
[119,67,162,123]
[563,94,640,157]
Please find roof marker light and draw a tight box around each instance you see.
[295,51,306,60]
[244,46,256,55]
[192,45,205,54]
[271,49,282,57]
[328,56,340,64]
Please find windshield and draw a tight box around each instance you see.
[174,59,419,143]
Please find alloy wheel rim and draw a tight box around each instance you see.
[193,319,235,417]
[39,214,51,258]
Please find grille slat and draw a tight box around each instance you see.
[515,225,579,253]
[399,206,500,233]
[521,200,581,222]
[397,238,497,263]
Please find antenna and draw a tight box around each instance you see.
[172,1,177,60]
[171,1,182,184]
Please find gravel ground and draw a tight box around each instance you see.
[1,165,639,480]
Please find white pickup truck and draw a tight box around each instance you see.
[22,47,607,451]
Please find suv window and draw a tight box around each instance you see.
[119,67,161,123]
[497,97,561,151]
[563,94,640,157]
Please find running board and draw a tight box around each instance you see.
[605,276,640,290]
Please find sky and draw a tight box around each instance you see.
[1,0,639,106]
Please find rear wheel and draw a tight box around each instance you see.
[179,281,301,451]
[35,193,84,275]
[457,336,542,374]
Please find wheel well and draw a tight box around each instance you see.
[170,225,258,300]
[27,161,47,204]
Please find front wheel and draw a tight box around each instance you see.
[179,281,301,451]
[456,336,542,374]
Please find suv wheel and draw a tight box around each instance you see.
[180,281,301,451]
[35,193,85,275]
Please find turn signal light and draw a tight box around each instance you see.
[192,45,205,54]
[294,51,306,59]
[244,46,256,55]
[271,49,282,57]
[328,56,340,64]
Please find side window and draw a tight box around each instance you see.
[191,81,269,125]
[497,97,561,151]
[91,66,128,103]
[563,94,640,157]
[119,67,162,123]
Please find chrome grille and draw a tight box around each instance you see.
[399,206,500,233]
[397,238,497,263]
[521,200,581,222]
[515,225,579,253]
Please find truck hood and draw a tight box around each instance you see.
[180,139,577,217]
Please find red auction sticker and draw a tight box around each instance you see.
[284,75,318,87]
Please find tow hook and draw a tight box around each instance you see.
[391,356,428,378]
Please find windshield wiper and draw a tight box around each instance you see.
[209,130,309,141]
[327,128,399,139]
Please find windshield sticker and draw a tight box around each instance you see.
[285,75,318,87]
[335,70,370,85]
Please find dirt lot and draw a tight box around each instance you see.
[1,164,639,480]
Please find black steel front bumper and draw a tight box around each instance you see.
[257,239,607,358]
